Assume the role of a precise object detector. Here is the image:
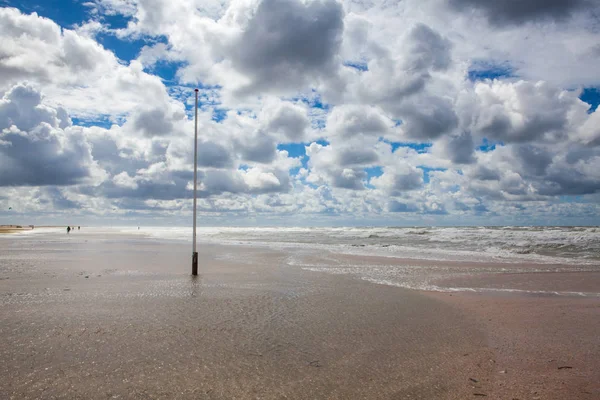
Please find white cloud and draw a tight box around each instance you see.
[113,171,138,189]
[0,83,107,187]
[242,167,281,190]
[2,1,600,224]
[0,7,176,118]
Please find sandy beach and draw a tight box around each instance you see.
[1,229,599,399]
[0,226,35,234]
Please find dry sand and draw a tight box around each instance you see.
[1,232,599,399]
[0,227,34,234]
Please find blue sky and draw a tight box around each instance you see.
[1,0,600,226]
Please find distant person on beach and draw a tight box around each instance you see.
[67,226,71,234]
[78,226,80,230]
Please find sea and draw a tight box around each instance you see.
[5,226,600,296]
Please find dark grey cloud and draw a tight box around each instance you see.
[439,131,475,164]
[331,168,367,190]
[473,203,489,213]
[44,187,81,210]
[229,0,344,94]
[357,24,452,116]
[466,144,600,198]
[388,200,418,212]
[389,170,423,192]
[82,169,192,201]
[535,153,600,196]
[328,105,391,138]
[453,201,471,211]
[499,174,529,196]
[405,23,452,72]
[0,128,91,186]
[454,200,488,213]
[424,205,448,215]
[198,141,233,168]
[336,148,379,166]
[89,135,160,176]
[513,145,553,176]
[478,109,567,143]
[537,172,600,196]
[470,165,501,181]
[266,103,309,141]
[402,97,458,140]
[97,178,190,200]
[0,84,58,131]
[133,108,174,137]
[0,84,95,187]
[235,132,277,163]
[448,0,596,26]
[374,168,424,194]
[198,170,246,197]
[565,146,597,165]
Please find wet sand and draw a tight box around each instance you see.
[1,231,599,399]
[427,292,600,399]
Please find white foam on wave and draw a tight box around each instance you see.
[119,225,600,265]
[363,278,600,298]
[289,249,599,297]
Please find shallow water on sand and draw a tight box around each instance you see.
[2,227,599,297]
[2,230,499,399]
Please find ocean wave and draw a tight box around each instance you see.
[106,226,600,265]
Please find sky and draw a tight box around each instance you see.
[1,0,600,227]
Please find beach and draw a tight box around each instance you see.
[1,228,599,399]
[0,226,35,234]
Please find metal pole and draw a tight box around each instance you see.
[192,88,199,276]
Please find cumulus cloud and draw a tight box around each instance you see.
[262,100,311,142]
[132,108,176,137]
[400,96,459,140]
[113,171,138,189]
[305,142,374,190]
[448,0,597,26]
[371,166,424,195]
[235,131,277,164]
[344,23,453,113]
[336,147,379,166]
[433,131,475,164]
[0,83,105,187]
[197,141,234,168]
[0,7,111,83]
[2,1,600,224]
[0,7,175,118]
[404,23,453,72]
[326,105,392,139]
[388,200,418,213]
[226,0,344,95]
[465,80,586,144]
